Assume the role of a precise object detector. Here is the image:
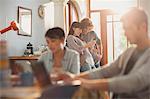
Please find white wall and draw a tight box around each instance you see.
[44,2,54,31]
[44,0,68,34]
[139,0,150,33]
[1,0,149,56]
[0,0,49,56]
[52,0,66,29]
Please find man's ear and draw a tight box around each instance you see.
[139,22,147,32]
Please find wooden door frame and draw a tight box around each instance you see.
[90,9,116,65]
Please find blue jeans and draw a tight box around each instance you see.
[95,61,100,68]
[80,65,91,72]
[80,64,96,72]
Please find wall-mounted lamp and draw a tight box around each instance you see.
[0,21,19,34]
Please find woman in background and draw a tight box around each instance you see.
[80,18,103,68]
[66,22,95,72]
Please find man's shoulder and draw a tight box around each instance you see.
[121,47,136,57]
[125,47,135,51]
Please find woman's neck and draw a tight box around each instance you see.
[73,33,79,37]
[53,48,65,68]
[53,48,64,59]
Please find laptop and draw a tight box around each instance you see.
[31,61,80,99]
[31,61,51,88]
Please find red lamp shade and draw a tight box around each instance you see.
[0,21,19,34]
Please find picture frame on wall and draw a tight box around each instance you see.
[18,6,32,36]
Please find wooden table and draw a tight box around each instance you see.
[0,86,41,99]
[9,56,39,61]
[1,56,42,98]
[9,56,40,74]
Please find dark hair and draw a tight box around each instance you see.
[68,22,82,35]
[45,27,65,39]
[121,7,148,28]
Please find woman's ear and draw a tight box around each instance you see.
[60,37,65,43]
[72,28,75,32]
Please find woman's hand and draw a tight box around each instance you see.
[84,40,96,48]
[50,71,76,84]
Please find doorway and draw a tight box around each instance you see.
[91,9,128,65]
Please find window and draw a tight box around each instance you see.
[106,15,127,63]
[90,0,138,64]
[65,0,89,34]
[65,1,79,34]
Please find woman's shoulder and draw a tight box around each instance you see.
[67,35,82,42]
[65,47,79,56]
[67,35,74,38]
[67,35,75,41]
[89,31,96,36]
[40,50,52,59]
[41,50,50,56]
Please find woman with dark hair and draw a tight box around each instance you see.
[40,25,107,99]
[67,22,96,72]
[38,27,80,74]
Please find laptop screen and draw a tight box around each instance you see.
[31,61,51,88]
